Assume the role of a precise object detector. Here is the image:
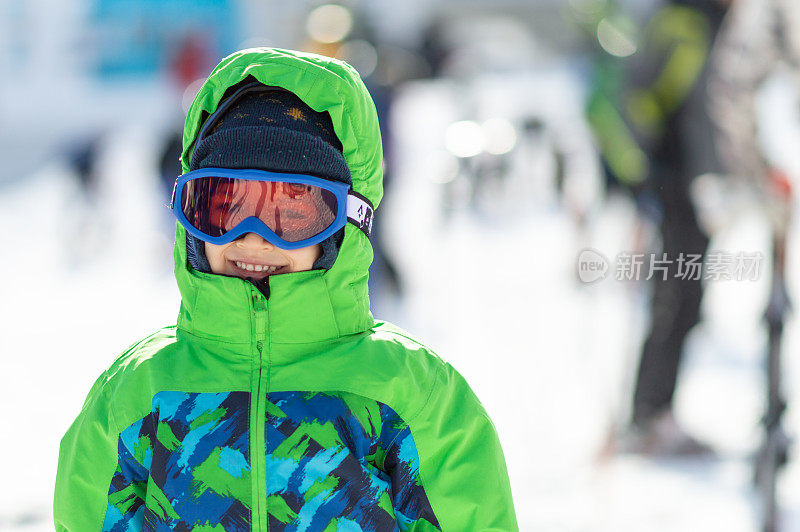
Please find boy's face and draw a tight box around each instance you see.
[205,233,321,280]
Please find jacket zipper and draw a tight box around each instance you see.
[250,285,269,531]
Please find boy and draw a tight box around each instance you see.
[55,48,517,531]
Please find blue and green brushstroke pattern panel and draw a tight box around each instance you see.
[103,391,439,530]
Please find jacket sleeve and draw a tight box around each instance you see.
[409,363,518,531]
[54,372,148,530]
[623,6,711,148]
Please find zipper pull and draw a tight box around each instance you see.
[251,286,268,340]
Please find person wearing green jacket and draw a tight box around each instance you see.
[587,0,731,455]
[53,48,517,531]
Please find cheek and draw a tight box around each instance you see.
[291,245,322,269]
[204,243,229,272]
[308,244,323,264]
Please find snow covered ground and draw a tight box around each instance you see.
[2,73,800,531]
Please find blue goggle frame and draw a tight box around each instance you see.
[171,167,373,250]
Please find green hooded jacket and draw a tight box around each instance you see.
[54,48,518,531]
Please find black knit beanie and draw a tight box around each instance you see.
[186,83,352,273]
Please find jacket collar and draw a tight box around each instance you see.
[174,225,373,350]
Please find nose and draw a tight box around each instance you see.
[236,232,274,251]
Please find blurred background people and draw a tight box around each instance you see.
[708,1,799,529]
[709,0,797,231]
[587,0,733,455]
[158,31,216,236]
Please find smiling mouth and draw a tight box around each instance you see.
[232,260,287,274]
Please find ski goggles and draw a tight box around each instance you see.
[171,168,373,249]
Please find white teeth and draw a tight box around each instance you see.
[235,261,280,273]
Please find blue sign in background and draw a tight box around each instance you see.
[91,0,240,78]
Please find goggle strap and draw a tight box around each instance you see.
[346,191,374,238]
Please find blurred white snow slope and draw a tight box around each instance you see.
[2,74,800,531]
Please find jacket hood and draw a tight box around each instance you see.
[173,48,383,346]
